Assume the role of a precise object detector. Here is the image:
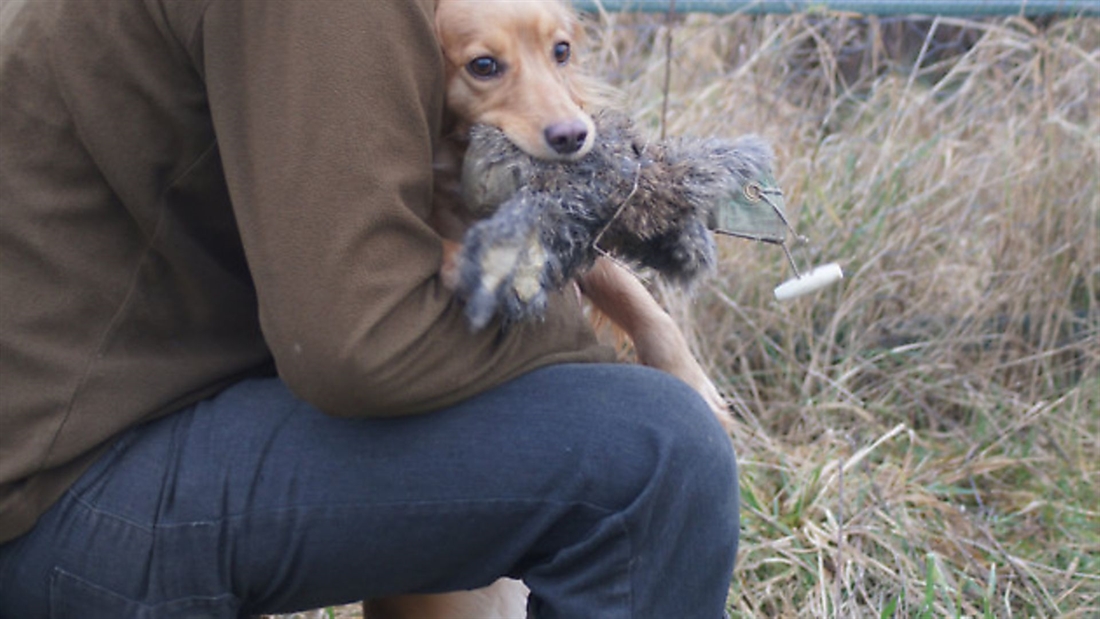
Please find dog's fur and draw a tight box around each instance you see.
[364,2,729,617]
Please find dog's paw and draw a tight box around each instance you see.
[439,239,464,291]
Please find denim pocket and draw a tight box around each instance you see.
[49,567,239,619]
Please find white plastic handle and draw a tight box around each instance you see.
[774,263,844,300]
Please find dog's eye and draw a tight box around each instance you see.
[467,56,501,79]
[553,42,571,65]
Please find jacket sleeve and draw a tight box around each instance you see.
[199,0,613,417]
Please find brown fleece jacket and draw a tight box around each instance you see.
[0,0,612,543]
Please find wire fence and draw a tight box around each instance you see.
[581,4,1081,109]
[574,0,1100,17]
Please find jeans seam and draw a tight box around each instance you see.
[612,512,635,618]
[68,494,618,531]
[68,494,156,534]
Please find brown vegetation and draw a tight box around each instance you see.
[588,9,1098,618]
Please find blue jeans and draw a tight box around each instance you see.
[0,364,739,618]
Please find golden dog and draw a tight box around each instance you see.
[365,2,731,617]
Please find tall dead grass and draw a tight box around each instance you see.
[584,9,1098,618]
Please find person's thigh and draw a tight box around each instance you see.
[0,363,738,618]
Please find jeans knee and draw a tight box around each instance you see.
[646,373,739,534]
[589,365,741,590]
[503,363,740,553]
[571,365,739,531]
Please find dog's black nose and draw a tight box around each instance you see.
[544,119,589,155]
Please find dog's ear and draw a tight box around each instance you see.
[557,4,623,112]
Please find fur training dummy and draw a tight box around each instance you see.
[454,110,835,330]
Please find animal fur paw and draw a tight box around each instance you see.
[456,204,556,330]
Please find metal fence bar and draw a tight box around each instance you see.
[573,0,1100,16]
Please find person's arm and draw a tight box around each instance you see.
[200,0,612,417]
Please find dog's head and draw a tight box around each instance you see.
[435,0,596,160]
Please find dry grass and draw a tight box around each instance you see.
[293,9,1098,619]
[585,9,1098,618]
